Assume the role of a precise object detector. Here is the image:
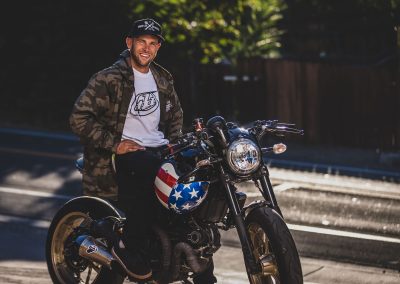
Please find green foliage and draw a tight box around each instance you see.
[126,0,286,64]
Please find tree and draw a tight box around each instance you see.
[127,0,286,64]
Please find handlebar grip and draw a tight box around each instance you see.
[275,125,304,135]
[162,132,197,159]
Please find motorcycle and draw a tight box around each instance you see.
[46,115,304,284]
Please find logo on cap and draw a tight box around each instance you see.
[138,20,160,32]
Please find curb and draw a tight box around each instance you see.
[266,158,400,182]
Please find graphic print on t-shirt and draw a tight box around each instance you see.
[130,91,159,116]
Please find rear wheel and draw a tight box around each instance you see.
[46,197,125,284]
[245,206,303,284]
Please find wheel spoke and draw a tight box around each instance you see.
[89,262,101,273]
[85,266,92,284]
[50,211,93,284]
[247,222,281,283]
[262,231,267,249]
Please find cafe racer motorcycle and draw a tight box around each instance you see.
[46,116,304,284]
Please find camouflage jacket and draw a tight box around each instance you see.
[70,49,183,200]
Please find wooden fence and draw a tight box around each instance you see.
[174,58,400,149]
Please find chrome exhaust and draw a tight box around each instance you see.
[76,235,115,269]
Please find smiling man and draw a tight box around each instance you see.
[70,18,184,281]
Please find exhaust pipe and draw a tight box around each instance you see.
[76,235,115,269]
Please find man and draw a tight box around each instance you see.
[70,19,216,283]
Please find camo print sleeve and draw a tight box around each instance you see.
[168,85,183,142]
[69,72,117,152]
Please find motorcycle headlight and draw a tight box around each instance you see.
[226,139,261,175]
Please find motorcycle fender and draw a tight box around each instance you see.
[243,200,269,217]
[61,196,123,218]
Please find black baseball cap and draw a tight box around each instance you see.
[128,18,165,42]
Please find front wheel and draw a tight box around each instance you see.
[245,206,303,284]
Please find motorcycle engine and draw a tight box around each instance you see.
[185,223,221,256]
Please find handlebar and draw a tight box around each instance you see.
[163,132,198,159]
[250,120,304,137]
[164,118,303,159]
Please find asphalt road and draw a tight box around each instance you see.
[0,128,399,283]
[0,220,399,284]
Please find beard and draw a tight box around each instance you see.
[130,48,152,68]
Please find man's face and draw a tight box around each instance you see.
[126,35,161,72]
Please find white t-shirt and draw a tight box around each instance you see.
[121,68,169,147]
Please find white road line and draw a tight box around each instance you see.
[2,185,400,245]
[0,214,51,229]
[3,210,400,245]
[244,182,299,197]
[288,223,400,244]
[272,182,300,192]
[267,158,400,179]
[0,186,73,200]
[269,168,400,194]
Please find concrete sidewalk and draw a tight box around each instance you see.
[264,142,400,182]
[268,167,400,199]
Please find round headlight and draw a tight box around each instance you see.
[227,139,261,175]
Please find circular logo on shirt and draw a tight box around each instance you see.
[130,91,159,116]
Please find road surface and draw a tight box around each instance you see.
[0,127,399,283]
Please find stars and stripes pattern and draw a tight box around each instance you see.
[168,181,209,213]
[154,162,178,208]
[154,162,209,214]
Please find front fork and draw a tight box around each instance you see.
[219,165,258,274]
[256,166,283,217]
[219,165,282,275]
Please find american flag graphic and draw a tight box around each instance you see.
[154,162,209,214]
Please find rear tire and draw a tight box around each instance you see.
[46,197,125,284]
[245,206,303,284]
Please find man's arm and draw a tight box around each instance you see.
[69,73,117,152]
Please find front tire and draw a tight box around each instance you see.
[46,197,125,284]
[245,206,303,284]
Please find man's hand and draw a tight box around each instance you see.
[116,140,146,154]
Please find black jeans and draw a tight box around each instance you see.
[115,149,162,248]
[115,148,217,283]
